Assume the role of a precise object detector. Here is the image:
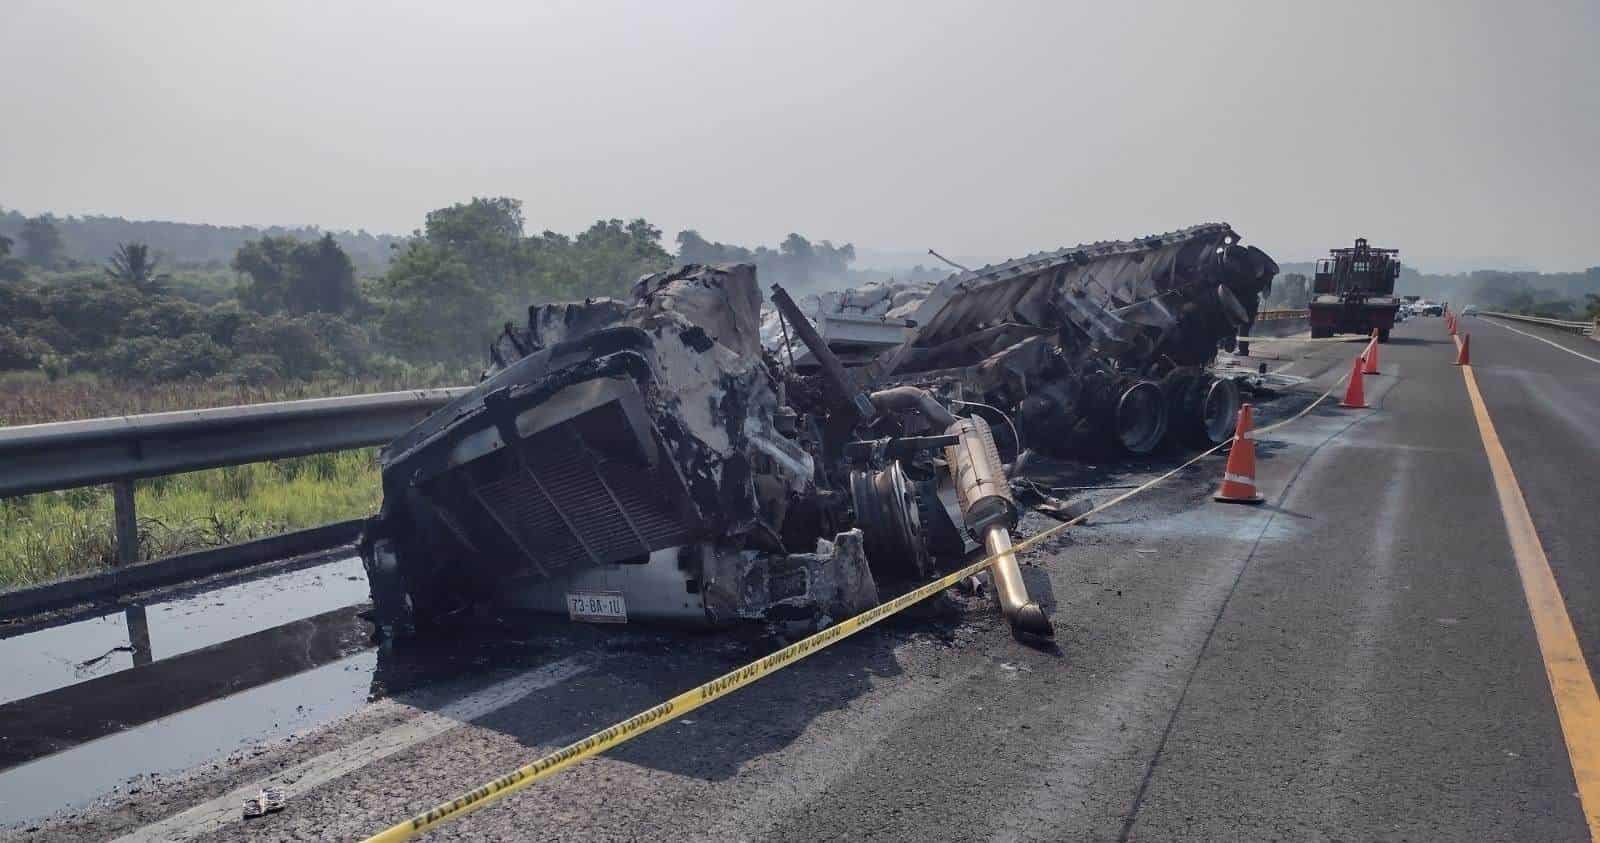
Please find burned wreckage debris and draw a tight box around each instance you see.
[844,222,1280,456]
[360,223,1278,642]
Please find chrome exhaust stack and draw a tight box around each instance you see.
[944,415,1054,638]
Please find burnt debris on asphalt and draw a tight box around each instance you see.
[360,223,1279,642]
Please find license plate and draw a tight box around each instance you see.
[566,591,627,623]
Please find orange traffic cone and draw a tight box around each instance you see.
[1448,314,1457,336]
[1454,332,1470,366]
[1363,334,1381,375]
[1339,354,1369,409]
[1214,403,1264,504]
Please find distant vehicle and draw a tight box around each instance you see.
[1462,304,1479,317]
[1419,302,1444,316]
[1309,238,1402,341]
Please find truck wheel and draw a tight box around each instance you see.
[1311,326,1331,339]
[1378,328,1391,343]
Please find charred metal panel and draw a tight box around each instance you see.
[863,224,1278,458]
[700,530,880,625]
[886,223,1276,375]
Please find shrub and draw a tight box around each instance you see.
[234,314,330,379]
[119,298,207,339]
[101,333,230,381]
[0,325,53,370]
[203,300,248,347]
[225,353,286,385]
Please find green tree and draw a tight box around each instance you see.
[105,242,170,292]
[0,234,25,282]
[203,300,248,348]
[19,215,65,267]
[372,240,491,362]
[425,196,525,247]
[298,234,360,314]
[674,229,854,288]
[233,236,299,313]
[779,233,817,287]
[119,298,207,339]
[0,325,53,370]
[102,333,229,381]
[422,197,526,295]
[567,218,672,296]
[233,234,360,316]
[42,280,145,353]
[234,315,331,379]
[676,229,753,265]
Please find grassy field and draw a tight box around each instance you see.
[0,372,462,591]
[0,451,382,589]
[0,370,463,426]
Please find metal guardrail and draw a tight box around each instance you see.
[1481,311,1598,336]
[0,387,470,567]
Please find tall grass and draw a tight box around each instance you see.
[0,450,382,590]
[0,372,446,591]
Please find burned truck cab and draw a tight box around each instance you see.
[361,264,960,639]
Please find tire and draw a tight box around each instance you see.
[1112,381,1169,454]
[1311,325,1331,339]
[1377,328,1391,343]
[1174,374,1241,448]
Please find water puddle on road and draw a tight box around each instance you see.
[0,556,616,828]
[0,650,378,827]
[0,555,376,826]
[0,555,371,706]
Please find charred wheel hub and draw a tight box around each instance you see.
[849,462,930,580]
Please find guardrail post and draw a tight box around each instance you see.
[112,479,138,565]
[125,604,152,666]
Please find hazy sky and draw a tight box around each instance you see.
[2,0,1596,270]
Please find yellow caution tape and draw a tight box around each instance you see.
[362,369,1350,842]
[363,547,1000,842]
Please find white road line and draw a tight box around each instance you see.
[112,656,592,843]
[1482,317,1600,366]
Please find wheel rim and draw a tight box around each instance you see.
[1115,381,1168,454]
[1198,376,1241,445]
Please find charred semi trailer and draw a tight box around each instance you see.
[361,264,1052,641]
[868,223,1278,457]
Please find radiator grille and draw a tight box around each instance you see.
[462,418,694,577]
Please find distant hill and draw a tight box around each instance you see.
[0,208,403,271]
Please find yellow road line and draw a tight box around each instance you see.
[1462,364,1600,837]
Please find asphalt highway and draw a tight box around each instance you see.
[8,316,1598,842]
